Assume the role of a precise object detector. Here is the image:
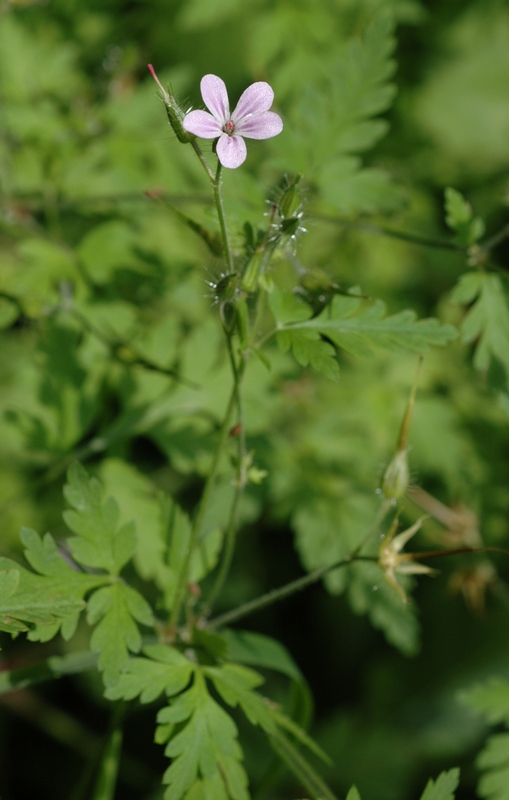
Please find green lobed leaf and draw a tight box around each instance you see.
[445,188,485,246]
[205,663,276,733]
[294,295,457,356]
[419,768,460,800]
[450,272,509,383]
[476,733,509,800]
[277,328,340,379]
[461,678,509,726]
[270,288,456,370]
[87,582,154,686]
[63,462,137,575]
[0,532,102,639]
[99,458,173,591]
[105,645,194,703]
[157,671,249,800]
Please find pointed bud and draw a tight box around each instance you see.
[148,64,194,144]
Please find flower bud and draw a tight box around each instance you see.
[279,174,302,219]
[242,250,264,292]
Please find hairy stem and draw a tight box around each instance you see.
[169,154,238,629]
[212,160,235,273]
[206,554,377,631]
[204,339,247,613]
[169,384,237,629]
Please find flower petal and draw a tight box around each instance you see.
[235,111,283,140]
[183,110,222,138]
[232,81,274,121]
[216,133,247,169]
[200,74,230,125]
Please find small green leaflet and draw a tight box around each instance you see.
[1,465,155,683]
[0,529,104,640]
[445,188,485,246]
[87,582,154,687]
[346,788,362,800]
[269,287,456,377]
[476,733,509,800]
[105,644,194,703]
[204,663,276,734]
[461,678,509,726]
[63,462,136,575]
[461,678,509,800]
[296,296,457,355]
[157,670,249,800]
[450,271,509,384]
[278,328,340,380]
[419,768,460,800]
[268,286,339,379]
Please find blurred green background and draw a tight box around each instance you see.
[1,0,509,798]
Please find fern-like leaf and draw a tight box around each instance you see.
[63,462,136,575]
[157,670,249,800]
[419,768,460,800]
[450,271,509,384]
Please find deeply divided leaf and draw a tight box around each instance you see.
[296,295,457,356]
[157,671,249,800]
[105,644,194,703]
[419,768,460,800]
[270,287,456,376]
[461,678,509,726]
[0,530,103,640]
[450,272,509,385]
[63,462,136,575]
[87,582,154,686]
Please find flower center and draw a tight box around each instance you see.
[223,119,235,136]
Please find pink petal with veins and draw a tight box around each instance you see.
[216,134,247,169]
[232,81,274,121]
[200,74,230,124]
[183,110,222,138]
[236,111,283,140]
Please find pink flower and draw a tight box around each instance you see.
[183,74,283,169]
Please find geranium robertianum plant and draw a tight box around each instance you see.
[2,39,509,800]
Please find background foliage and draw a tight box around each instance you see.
[1,0,509,798]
